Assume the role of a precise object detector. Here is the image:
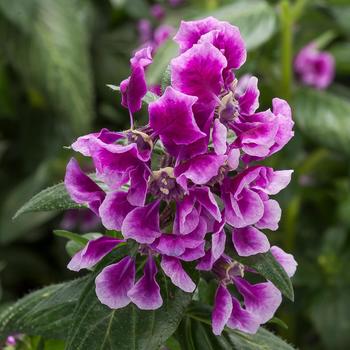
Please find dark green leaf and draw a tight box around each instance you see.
[0,277,88,342]
[226,327,295,350]
[161,65,171,93]
[294,88,350,157]
[14,182,84,219]
[182,303,295,350]
[65,254,196,350]
[235,251,294,301]
[65,232,103,257]
[142,91,159,104]
[54,230,90,246]
[0,163,64,244]
[147,0,276,85]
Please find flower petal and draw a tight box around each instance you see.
[71,128,124,157]
[64,158,105,214]
[68,236,123,271]
[227,297,260,334]
[233,277,282,324]
[175,153,227,191]
[161,256,196,292]
[238,76,260,116]
[232,226,270,257]
[255,199,281,231]
[192,187,222,222]
[149,86,205,146]
[212,119,227,155]
[174,17,220,53]
[271,246,298,277]
[99,191,135,231]
[95,256,135,309]
[122,201,161,244]
[171,42,227,108]
[128,257,163,310]
[212,284,233,335]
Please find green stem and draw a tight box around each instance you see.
[280,0,293,100]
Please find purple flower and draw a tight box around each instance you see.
[211,256,282,335]
[233,97,294,162]
[294,43,335,89]
[150,4,166,20]
[64,17,296,334]
[120,46,153,119]
[153,25,174,50]
[138,19,152,44]
[222,166,292,256]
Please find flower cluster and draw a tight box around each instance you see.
[65,17,297,335]
[294,42,335,89]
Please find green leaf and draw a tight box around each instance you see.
[161,65,171,93]
[0,0,94,137]
[147,0,276,85]
[294,88,350,157]
[182,303,295,350]
[235,251,294,301]
[64,232,103,257]
[0,164,57,244]
[226,327,295,350]
[65,254,196,350]
[54,230,90,246]
[142,91,159,104]
[0,277,88,342]
[13,182,84,219]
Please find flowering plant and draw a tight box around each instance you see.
[0,14,298,350]
[64,16,296,337]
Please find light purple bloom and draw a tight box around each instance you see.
[294,43,335,89]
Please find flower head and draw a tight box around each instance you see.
[64,17,296,335]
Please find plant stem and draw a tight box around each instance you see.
[280,0,293,100]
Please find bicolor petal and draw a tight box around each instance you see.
[95,256,135,309]
[128,257,163,310]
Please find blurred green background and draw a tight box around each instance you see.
[1,0,350,349]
